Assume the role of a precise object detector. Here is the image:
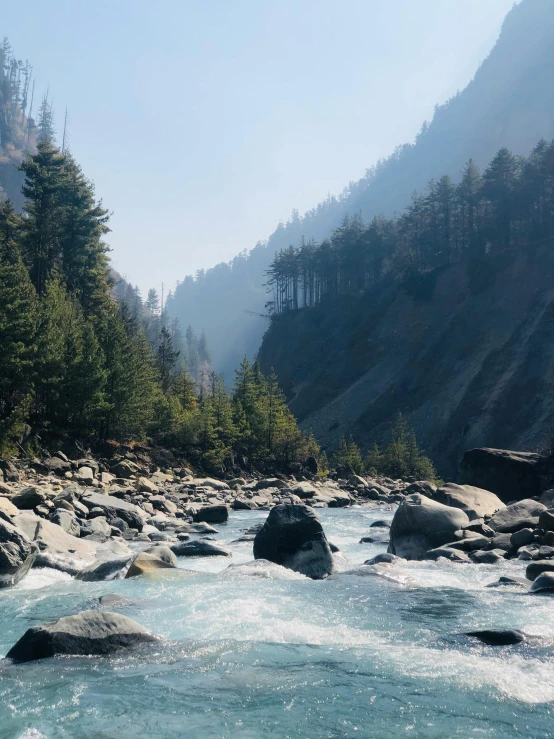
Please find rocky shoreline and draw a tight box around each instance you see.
[2,444,554,660]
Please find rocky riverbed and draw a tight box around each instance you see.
[2,447,554,735]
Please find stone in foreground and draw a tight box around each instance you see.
[253,504,335,579]
[6,610,157,662]
[388,494,469,560]
[0,519,37,587]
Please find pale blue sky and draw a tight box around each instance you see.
[4,0,515,295]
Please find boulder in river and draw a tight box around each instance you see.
[432,483,504,521]
[170,539,232,557]
[388,494,469,560]
[125,551,176,578]
[75,556,133,581]
[465,629,526,645]
[525,560,554,581]
[253,504,335,579]
[6,610,157,662]
[460,447,542,503]
[485,576,530,589]
[0,519,37,587]
[489,499,546,533]
[193,505,228,524]
[529,572,554,593]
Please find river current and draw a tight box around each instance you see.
[1,506,553,738]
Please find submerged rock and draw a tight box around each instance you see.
[219,559,307,580]
[170,540,231,557]
[364,553,403,565]
[388,494,469,560]
[465,629,526,645]
[529,572,554,593]
[253,504,335,579]
[485,576,530,588]
[0,519,37,587]
[75,556,133,582]
[6,610,157,662]
[125,551,177,578]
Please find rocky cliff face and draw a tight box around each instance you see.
[258,245,554,477]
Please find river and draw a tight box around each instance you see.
[1,506,553,738]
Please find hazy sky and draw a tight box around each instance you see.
[4,0,515,296]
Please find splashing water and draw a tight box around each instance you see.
[1,507,553,738]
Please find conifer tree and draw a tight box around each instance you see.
[0,201,36,452]
[157,325,179,393]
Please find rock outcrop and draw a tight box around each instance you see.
[0,519,37,587]
[460,448,543,503]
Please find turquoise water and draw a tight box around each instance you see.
[1,507,554,738]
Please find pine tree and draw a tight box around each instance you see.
[0,201,36,452]
[156,325,179,393]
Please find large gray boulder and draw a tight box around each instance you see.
[460,448,542,503]
[488,499,546,533]
[0,519,37,587]
[6,610,157,662]
[432,483,504,520]
[11,486,47,510]
[388,494,470,560]
[14,513,96,562]
[81,493,147,531]
[253,504,335,579]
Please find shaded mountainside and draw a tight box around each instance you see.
[168,0,554,378]
[258,244,554,477]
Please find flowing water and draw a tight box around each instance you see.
[1,507,554,738]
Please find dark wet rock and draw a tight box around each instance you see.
[526,560,554,581]
[425,547,470,562]
[432,483,504,521]
[193,505,228,524]
[489,533,513,551]
[364,553,403,565]
[0,519,38,587]
[443,534,490,552]
[460,448,542,503]
[485,576,530,588]
[75,556,133,582]
[170,540,232,557]
[34,552,85,576]
[370,520,391,528]
[538,509,554,533]
[329,542,340,553]
[359,533,390,544]
[232,498,257,510]
[469,549,505,564]
[465,629,526,645]
[537,545,554,559]
[529,572,554,593]
[98,593,137,608]
[6,610,157,662]
[388,494,469,560]
[510,528,536,549]
[125,551,176,578]
[253,504,335,579]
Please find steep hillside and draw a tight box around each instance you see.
[258,244,554,477]
[168,0,554,379]
[0,39,37,207]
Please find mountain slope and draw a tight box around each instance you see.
[167,0,554,379]
[258,244,554,477]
